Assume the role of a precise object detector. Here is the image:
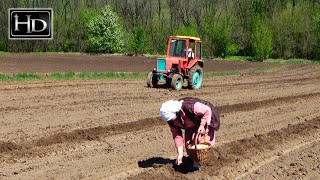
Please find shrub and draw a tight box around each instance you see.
[172,24,197,37]
[250,16,273,61]
[202,10,239,58]
[314,13,320,61]
[128,26,147,55]
[270,2,314,59]
[84,5,124,53]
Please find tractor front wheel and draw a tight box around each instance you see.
[147,72,158,88]
[188,65,203,90]
[171,74,183,90]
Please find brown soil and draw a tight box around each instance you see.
[0,53,319,179]
[0,53,271,73]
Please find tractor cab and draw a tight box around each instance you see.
[147,36,204,90]
[167,36,202,68]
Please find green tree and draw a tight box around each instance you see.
[128,26,147,55]
[314,13,320,60]
[250,17,273,61]
[78,8,100,51]
[172,24,197,37]
[270,2,315,59]
[84,5,124,53]
[146,24,168,55]
[202,10,238,58]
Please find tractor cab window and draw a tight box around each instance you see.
[169,39,186,57]
[196,42,201,58]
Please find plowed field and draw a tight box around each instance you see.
[0,54,319,180]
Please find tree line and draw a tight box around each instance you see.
[0,0,320,61]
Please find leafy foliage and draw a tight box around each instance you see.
[314,13,320,61]
[270,2,316,59]
[202,10,239,58]
[84,5,124,53]
[128,26,147,55]
[172,25,197,37]
[0,0,319,61]
[250,17,273,61]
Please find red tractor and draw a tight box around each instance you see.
[147,36,204,90]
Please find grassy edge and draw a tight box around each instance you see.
[225,56,320,64]
[0,65,278,82]
[0,72,150,82]
[264,58,320,64]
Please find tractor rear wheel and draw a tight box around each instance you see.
[171,74,183,90]
[188,65,203,90]
[147,72,158,88]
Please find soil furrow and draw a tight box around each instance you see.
[236,138,320,180]
[127,117,320,179]
[0,57,319,179]
[1,91,319,158]
[0,117,164,159]
[1,90,319,114]
[219,91,320,114]
[0,80,141,92]
[1,69,318,93]
[204,75,320,89]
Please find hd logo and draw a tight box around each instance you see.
[9,8,53,40]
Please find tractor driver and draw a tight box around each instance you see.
[188,48,195,60]
[188,41,195,64]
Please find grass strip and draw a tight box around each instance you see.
[225,56,253,61]
[249,65,277,73]
[225,56,320,64]
[204,71,241,77]
[49,72,76,79]
[0,72,43,81]
[78,72,147,79]
[265,58,320,64]
[0,65,277,82]
[0,71,149,81]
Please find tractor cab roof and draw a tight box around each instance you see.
[170,36,201,41]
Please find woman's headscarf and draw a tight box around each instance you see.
[159,100,183,122]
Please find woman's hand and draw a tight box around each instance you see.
[176,154,183,165]
[198,124,205,134]
[176,146,184,165]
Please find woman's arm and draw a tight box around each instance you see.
[168,122,184,165]
[193,102,212,133]
[168,122,184,147]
